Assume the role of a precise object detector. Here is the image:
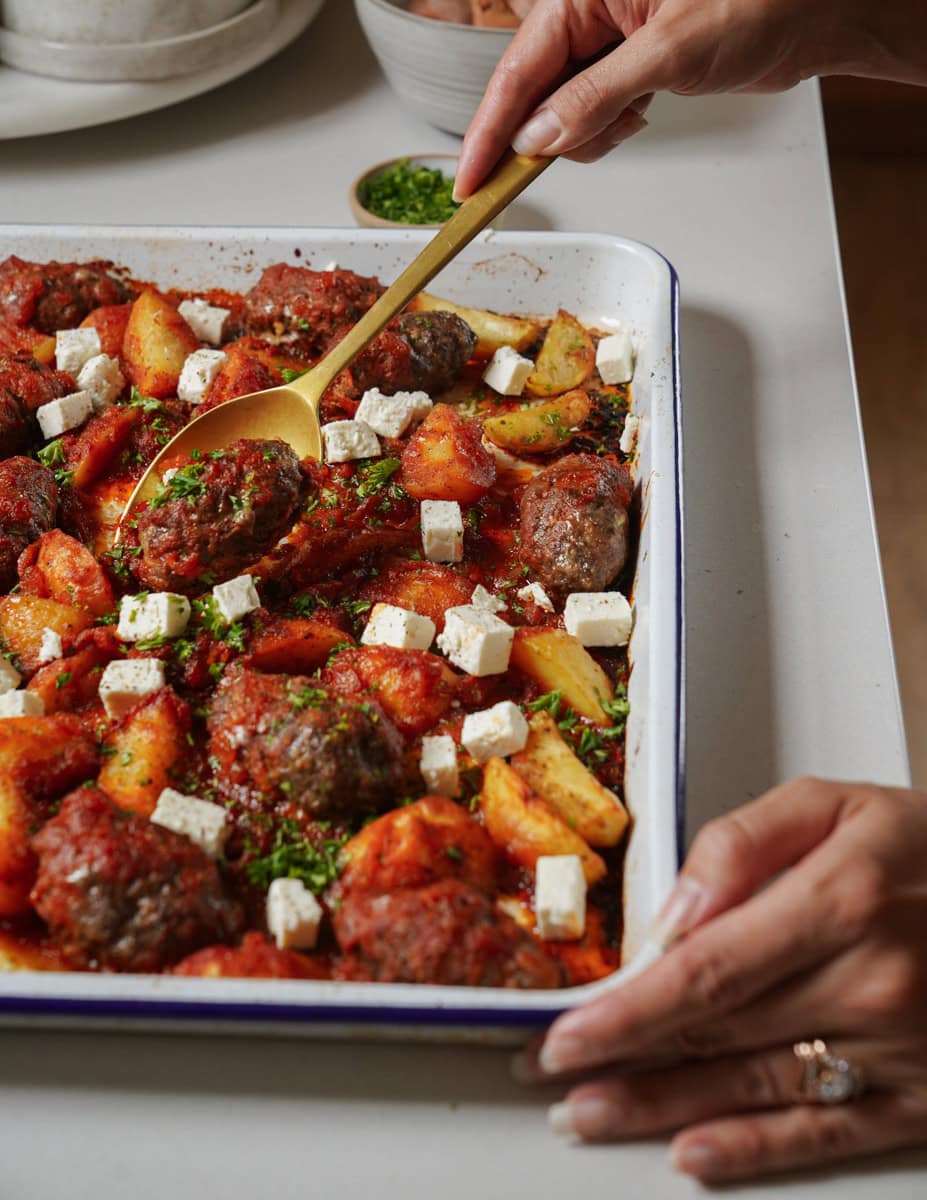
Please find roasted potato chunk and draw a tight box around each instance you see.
[400,402,495,502]
[510,627,615,725]
[122,289,200,398]
[245,616,349,674]
[98,688,191,817]
[480,757,606,885]
[18,529,116,618]
[525,310,595,397]
[511,712,628,847]
[410,292,540,359]
[483,389,591,455]
[357,560,474,633]
[0,595,93,673]
[80,302,133,358]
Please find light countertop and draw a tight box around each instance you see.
[0,2,919,1197]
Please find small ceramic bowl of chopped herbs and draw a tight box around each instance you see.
[349,154,461,229]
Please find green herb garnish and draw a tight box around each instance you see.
[360,158,460,225]
[244,819,348,894]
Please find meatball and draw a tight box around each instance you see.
[350,312,477,397]
[0,352,75,456]
[519,453,633,596]
[30,787,242,972]
[239,264,384,353]
[208,666,404,820]
[0,255,131,332]
[133,438,303,593]
[333,878,564,988]
[0,457,57,589]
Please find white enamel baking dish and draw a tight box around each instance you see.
[0,225,683,1042]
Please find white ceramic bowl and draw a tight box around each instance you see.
[349,153,459,228]
[354,0,514,136]
[0,0,250,44]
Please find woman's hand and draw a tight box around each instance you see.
[522,778,927,1183]
[455,0,927,197]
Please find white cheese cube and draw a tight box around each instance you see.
[322,260,339,272]
[619,413,640,456]
[35,390,94,439]
[161,467,179,484]
[482,345,534,396]
[322,419,381,463]
[480,436,540,475]
[535,854,587,940]
[516,581,554,612]
[0,690,45,718]
[177,348,227,405]
[99,658,166,719]
[361,603,436,651]
[117,592,191,642]
[151,788,228,859]
[266,877,323,951]
[76,353,124,410]
[419,733,460,797]
[470,584,506,614]
[212,574,261,624]
[437,605,514,676]
[55,327,101,374]
[564,591,633,647]
[596,330,634,385]
[421,499,463,563]
[177,298,230,346]
[0,655,21,693]
[355,387,433,438]
[37,627,63,665]
[461,700,528,762]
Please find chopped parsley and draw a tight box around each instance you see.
[127,386,163,413]
[280,367,308,384]
[150,462,205,508]
[354,457,401,499]
[244,820,348,894]
[288,685,327,711]
[359,158,459,225]
[54,671,72,690]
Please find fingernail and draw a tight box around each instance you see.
[671,1141,724,1178]
[538,1034,587,1075]
[651,876,707,947]
[512,108,562,155]
[548,1100,575,1137]
[549,1096,614,1140]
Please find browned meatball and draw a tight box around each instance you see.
[353,312,477,396]
[0,255,131,332]
[333,878,564,988]
[208,666,404,820]
[239,264,384,353]
[519,453,633,597]
[0,457,57,589]
[0,352,75,456]
[133,438,303,593]
[30,787,242,972]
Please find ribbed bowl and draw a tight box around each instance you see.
[354,0,513,137]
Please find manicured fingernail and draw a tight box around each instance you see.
[548,1101,575,1137]
[652,876,707,947]
[512,108,562,155]
[671,1141,724,1178]
[538,1034,587,1075]
[549,1096,614,1140]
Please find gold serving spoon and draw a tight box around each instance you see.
[116,151,552,538]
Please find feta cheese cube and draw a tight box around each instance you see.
[151,787,229,859]
[516,581,554,612]
[361,603,436,651]
[596,330,634,385]
[480,436,540,475]
[177,298,230,346]
[470,584,506,614]
[482,345,534,396]
[322,260,339,272]
[563,591,633,647]
[419,733,460,797]
[99,658,166,719]
[177,348,227,405]
[55,327,101,374]
[36,390,94,439]
[322,419,381,463]
[212,574,260,624]
[266,877,323,951]
[76,353,124,410]
[461,700,528,762]
[437,605,514,676]
[619,413,640,456]
[118,592,191,643]
[0,655,21,693]
[0,690,44,718]
[535,854,587,940]
[354,387,433,438]
[37,627,63,665]
[421,499,463,563]
[161,467,179,485]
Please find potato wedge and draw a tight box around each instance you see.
[98,689,191,817]
[480,757,606,885]
[511,712,628,847]
[122,289,200,398]
[410,291,540,358]
[511,627,615,725]
[400,402,495,502]
[0,595,93,673]
[18,529,116,618]
[525,310,595,397]
[483,389,591,455]
[245,616,349,674]
[80,302,133,358]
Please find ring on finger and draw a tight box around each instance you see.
[793,1039,866,1105]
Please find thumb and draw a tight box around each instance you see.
[654,777,852,947]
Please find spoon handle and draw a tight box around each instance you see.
[294,151,552,402]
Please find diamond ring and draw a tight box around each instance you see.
[793,1039,866,1104]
